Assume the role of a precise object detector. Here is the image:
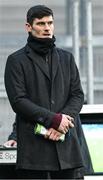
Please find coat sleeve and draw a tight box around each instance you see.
[61,53,84,119]
[4,55,55,128]
[8,121,17,141]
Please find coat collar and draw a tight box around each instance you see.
[25,44,59,81]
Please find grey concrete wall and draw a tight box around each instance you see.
[0,98,15,144]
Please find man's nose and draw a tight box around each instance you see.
[44,23,50,30]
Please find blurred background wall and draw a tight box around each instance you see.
[0,0,103,144]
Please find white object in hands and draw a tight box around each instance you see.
[34,124,65,142]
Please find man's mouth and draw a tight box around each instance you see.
[43,33,51,36]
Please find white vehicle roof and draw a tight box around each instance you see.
[80,104,103,114]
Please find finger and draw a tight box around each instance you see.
[68,121,74,128]
[12,143,17,147]
[55,136,60,141]
[48,133,54,140]
[65,115,74,121]
[44,129,52,138]
[48,130,58,140]
[61,128,67,134]
[50,132,61,141]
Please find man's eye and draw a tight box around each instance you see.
[37,21,53,26]
[38,22,45,26]
[48,21,53,25]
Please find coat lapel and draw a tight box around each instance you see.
[25,45,50,80]
[51,48,59,82]
[25,45,59,82]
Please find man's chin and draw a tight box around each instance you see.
[37,35,52,39]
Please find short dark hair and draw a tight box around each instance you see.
[27,5,54,25]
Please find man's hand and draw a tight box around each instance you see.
[3,140,17,147]
[44,128,63,141]
[58,114,74,134]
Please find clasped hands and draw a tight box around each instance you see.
[45,114,74,141]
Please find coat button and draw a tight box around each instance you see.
[38,117,43,123]
[51,100,55,104]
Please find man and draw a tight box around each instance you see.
[4,5,84,179]
[4,121,17,147]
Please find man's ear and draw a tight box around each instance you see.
[25,23,32,32]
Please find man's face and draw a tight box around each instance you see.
[26,15,54,38]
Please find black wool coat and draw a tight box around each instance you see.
[5,45,84,170]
